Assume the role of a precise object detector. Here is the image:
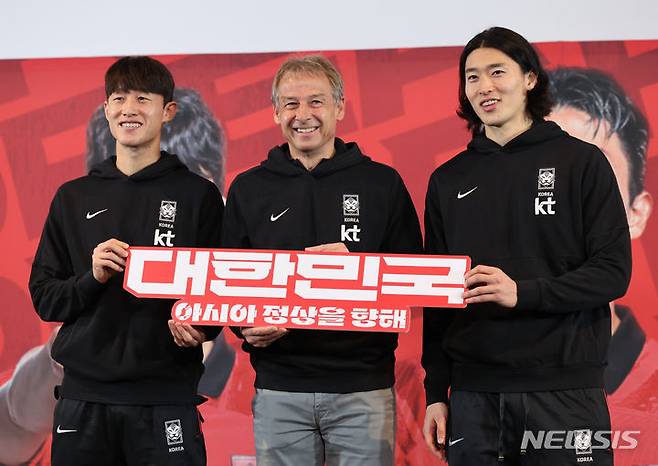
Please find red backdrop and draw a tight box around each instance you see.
[1,41,657,465]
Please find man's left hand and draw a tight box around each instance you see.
[463,265,517,308]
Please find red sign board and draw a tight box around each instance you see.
[123,248,470,333]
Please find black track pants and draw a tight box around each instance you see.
[446,389,613,466]
[51,398,207,466]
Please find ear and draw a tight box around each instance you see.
[335,97,346,121]
[273,105,281,125]
[628,190,653,239]
[163,101,177,123]
[526,71,538,91]
[103,101,110,121]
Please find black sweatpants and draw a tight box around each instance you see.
[52,398,207,466]
[447,389,613,466]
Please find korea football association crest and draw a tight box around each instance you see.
[537,168,555,190]
[164,419,183,446]
[159,200,177,222]
[573,429,593,458]
[343,194,359,216]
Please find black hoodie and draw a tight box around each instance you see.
[422,121,632,404]
[29,152,223,404]
[222,139,422,392]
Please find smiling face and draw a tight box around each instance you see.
[104,89,176,156]
[464,47,537,142]
[273,72,345,161]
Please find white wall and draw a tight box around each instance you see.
[1,0,656,59]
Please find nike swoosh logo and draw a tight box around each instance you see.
[270,208,290,222]
[56,425,78,434]
[457,187,478,199]
[86,208,108,219]
[448,437,464,446]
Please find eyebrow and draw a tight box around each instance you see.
[280,93,328,101]
[465,63,506,73]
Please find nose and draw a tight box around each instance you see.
[478,75,494,95]
[295,102,311,120]
[121,95,138,116]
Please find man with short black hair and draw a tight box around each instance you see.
[29,56,223,465]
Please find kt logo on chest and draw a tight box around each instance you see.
[124,248,471,333]
[154,200,177,246]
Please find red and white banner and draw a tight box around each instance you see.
[123,247,471,332]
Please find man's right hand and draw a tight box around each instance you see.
[92,238,129,283]
[423,401,449,460]
[241,326,288,347]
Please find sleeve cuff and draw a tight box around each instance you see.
[424,378,450,406]
[515,279,541,311]
[75,270,106,306]
[425,387,449,406]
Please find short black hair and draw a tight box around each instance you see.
[549,67,649,200]
[105,56,175,105]
[86,88,226,193]
[457,27,553,134]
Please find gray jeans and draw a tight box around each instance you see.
[252,388,396,466]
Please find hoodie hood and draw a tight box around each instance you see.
[88,151,188,181]
[261,138,370,177]
[467,120,567,155]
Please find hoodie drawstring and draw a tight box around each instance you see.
[498,393,531,461]
[520,392,529,455]
[498,392,505,462]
